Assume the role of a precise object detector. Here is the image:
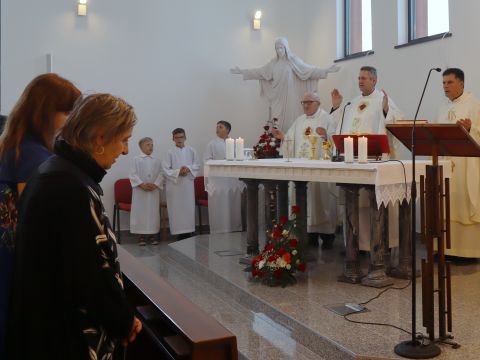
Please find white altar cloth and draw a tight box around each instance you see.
[204,158,451,208]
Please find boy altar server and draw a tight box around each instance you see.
[163,128,199,239]
[204,121,244,234]
[129,137,163,245]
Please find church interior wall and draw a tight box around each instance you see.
[305,0,480,159]
[1,0,312,228]
[1,0,479,228]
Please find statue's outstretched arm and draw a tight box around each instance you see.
[328,64,340,73]
[230,62,272,80]
[301,63,340,80]
[230,66,243,75]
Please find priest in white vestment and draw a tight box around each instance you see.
[435,68,480,259]
[331,66,404,251]
[231,37,339,130]
[163,128,199,239]
[331,67,403,136]
[204,121,245,234]
[129,137,163,244]
[272,92,339,249]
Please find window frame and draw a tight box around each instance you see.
[395,0,451,49]
[343,0,352,57]
[336,0,374,62]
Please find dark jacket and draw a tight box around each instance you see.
[6,140,133,360]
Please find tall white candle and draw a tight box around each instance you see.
[226,138,235,160]
[235,137,244,160]
[344,137,354,163]
[358,136,368,163]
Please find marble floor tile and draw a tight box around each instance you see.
[120,231,480,360]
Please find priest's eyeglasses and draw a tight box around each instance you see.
[301,100,319,105]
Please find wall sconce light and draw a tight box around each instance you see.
[77,0,87,16]
[253,10,262,30]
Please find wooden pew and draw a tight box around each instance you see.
[118,246,238,360]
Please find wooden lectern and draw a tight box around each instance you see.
[387,123,480,347]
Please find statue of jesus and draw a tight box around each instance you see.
[231,37,339,130]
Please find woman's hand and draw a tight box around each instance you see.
[123,317,142,347]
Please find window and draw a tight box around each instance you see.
[344,0,372,56]
[408,0,449,41]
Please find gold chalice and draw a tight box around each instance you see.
[308,135,318,160]
[322,139,333,160]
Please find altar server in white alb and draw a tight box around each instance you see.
[204,121,244,234]
[272,92,339,249]
[435,68,480,259]
[129,137,163,245]
[163,128,199,240]
[331,66,403,251]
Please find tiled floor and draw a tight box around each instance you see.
[120,231,480,360]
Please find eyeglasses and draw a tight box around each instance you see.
[301,100,319,105]
[174,135,185,140]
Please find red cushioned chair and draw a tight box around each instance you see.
[194,176,208,234]
[112,178,132,243]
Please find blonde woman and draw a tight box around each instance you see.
[7,94,141,359]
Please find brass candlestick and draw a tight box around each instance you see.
[308,135,318,160]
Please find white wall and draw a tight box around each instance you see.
[3,0,480,228]
[305,0,480,124]
[1,0,319,227]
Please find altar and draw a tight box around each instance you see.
[204,158,451,286]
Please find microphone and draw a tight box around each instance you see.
[332,102,351,162]
[407,67,441,347]
[414,68,441,121]
[338,102,351,135]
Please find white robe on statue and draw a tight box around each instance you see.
[204,138,245,234]
[163,146,199,235]
[239,38,335,131]
[129,154,163,234]
[280,109,339,233]
[332,89,404,250]
[436,91,480,257]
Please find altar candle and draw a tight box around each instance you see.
[235,137,244,160]
[358,136,368,163]
[344,137,354,163]
[226,138,235,160]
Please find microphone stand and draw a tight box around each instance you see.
[332,102,351,162]
[394,68,441,358]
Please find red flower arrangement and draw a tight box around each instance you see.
[245,205,306,287]
[253,118,281,159]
